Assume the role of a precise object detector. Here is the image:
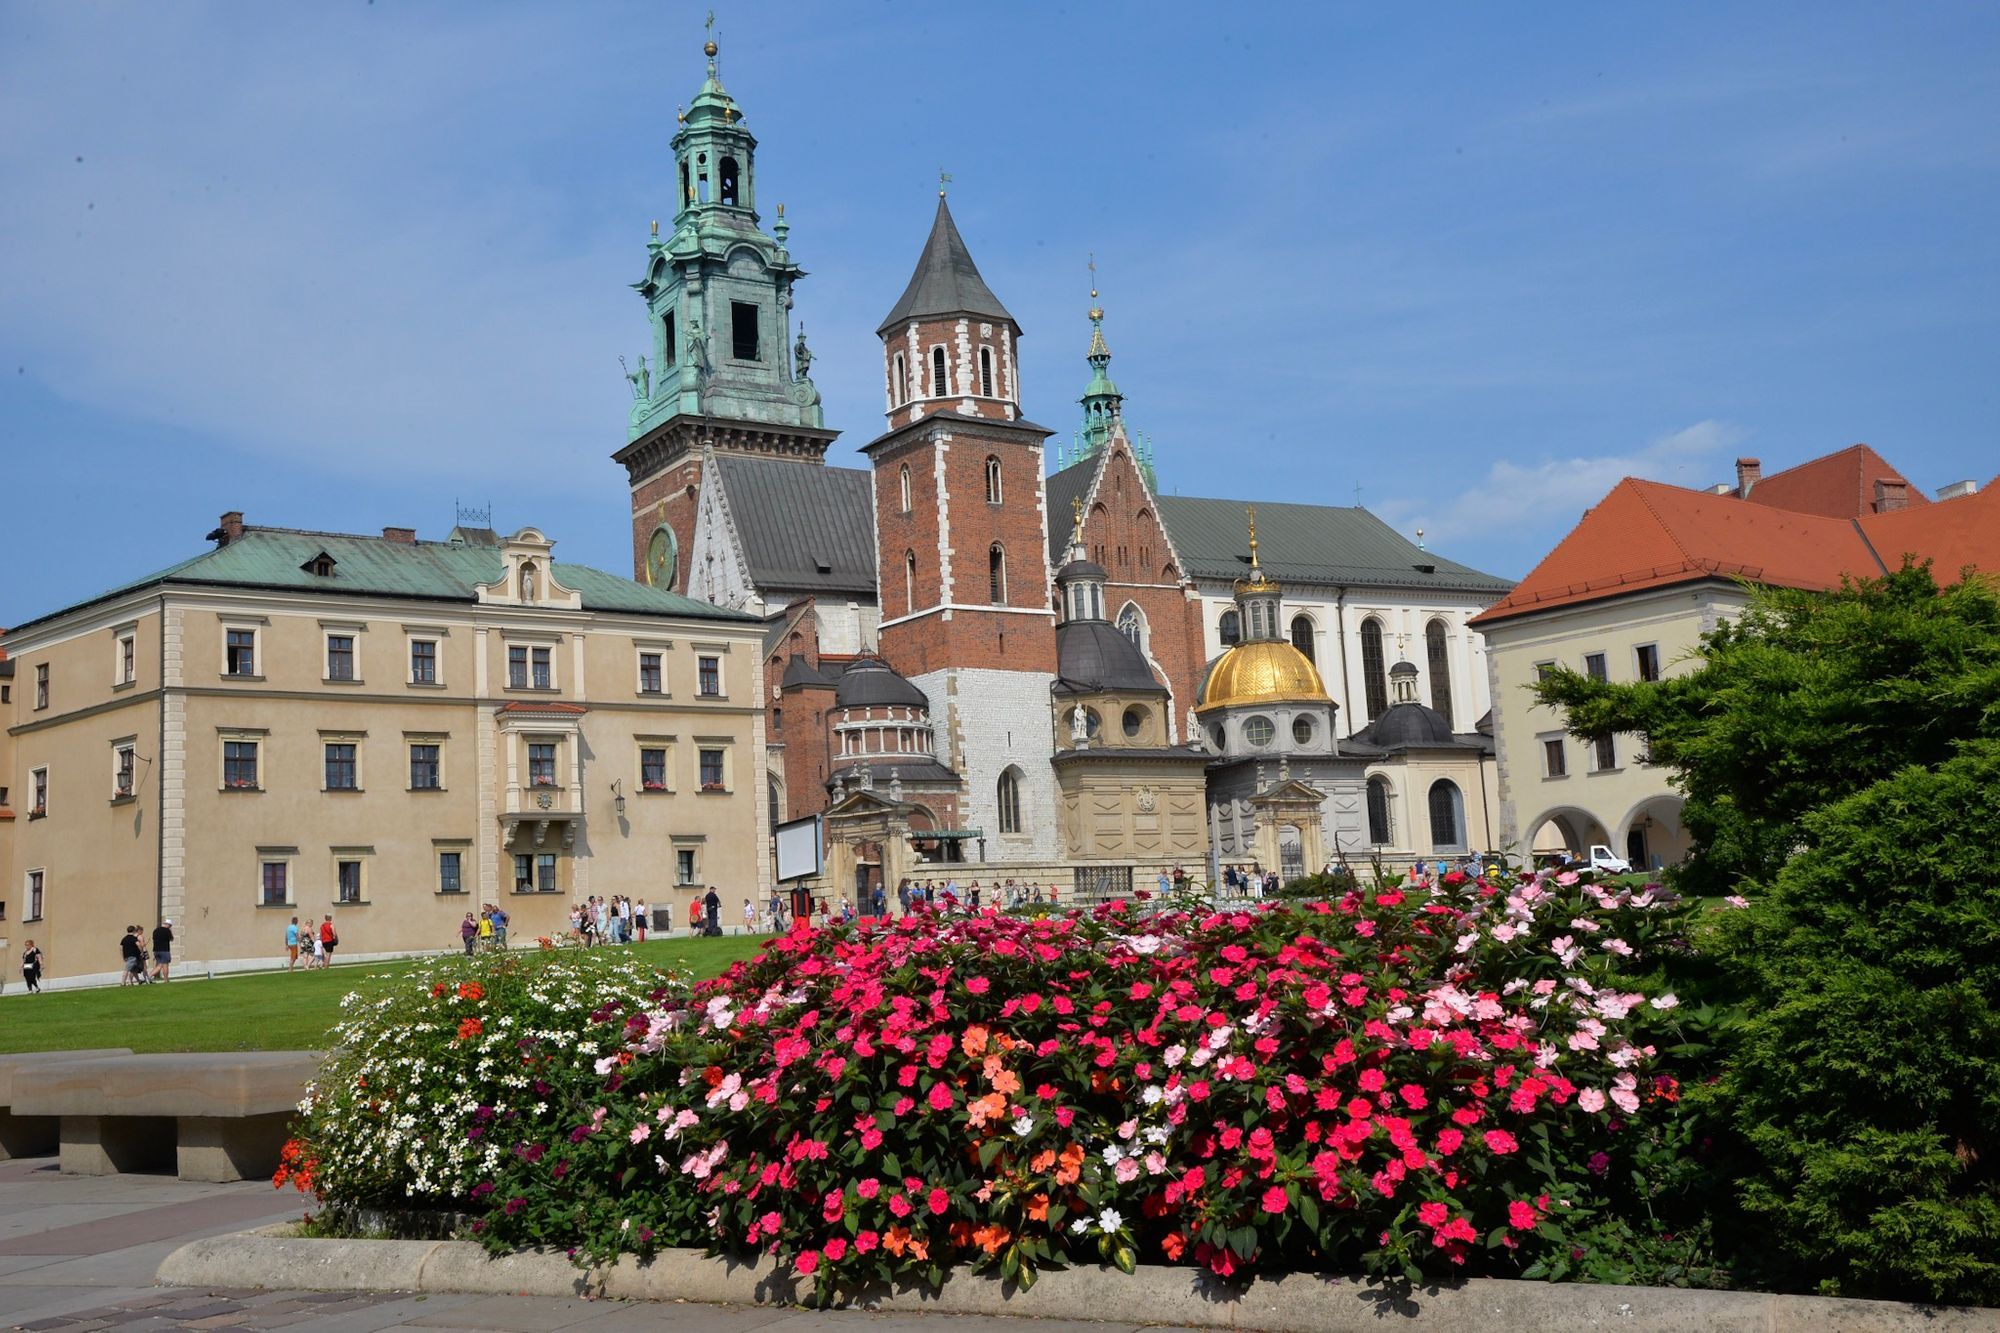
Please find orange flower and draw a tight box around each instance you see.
[1030,1149,1057,1174]
[961,1025,991,1058]
[967,1092,1009,1129]
[456,981,485,1001]
[1055,1143,1085,1186]
[948,1220,975,1248]
[990,1067,1021,1096]
[909,1235,930,1261]
[455,1017,484,1041]
[1161,1232,1186,1261]
[972,1223,1012,1254]
[884,1225,913,1256]
[1024,1193,1049,1222]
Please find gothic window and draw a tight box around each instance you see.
[1360,617,1389,720]
[1290,614,1316,664]
[904,550,918,615]
[1428,780,1465,853]
[899,464,912,514]
[719,157,740,206]
[1219,609,1241,647]
[731,302,759,361]
[1367,777,1393,845]
[985,456,1002,505]
[930,345,948,397]
[997,766,1023,835]
[893,352,908,405]
[988,544,1007,604]
[978,346,995,397]
[1116,603,1145,649]
[1426,620,1455,728]
[661,310,677,366]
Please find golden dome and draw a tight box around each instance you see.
[1197,640,1332,713]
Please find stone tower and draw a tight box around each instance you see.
[864,191,1060,860]
[613,36,837,593]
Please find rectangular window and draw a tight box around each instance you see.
[508,645,528,689]
[532,647,552,689]
[731,301,758,361]
[1593,734,1617,771]
[410,744,441,790]
[1543,738,1567,778]
[638,652,663,694]
[114,745,135,798]
[514,853,556,893]
[118,633,136,685]
[528,743,558,787]
[30,768,48,817]
[224,741,259,789]
[26,869,45,921]
[34,663,49,710]
[1583,652,1607,682]
[537,853,557,893]
[260,862,288,907]
[513,853,534,894]
[1636,643,1661,683]
[1533,660,1556,682]
[640,746,668,790]
[697,655,721,696]
[336,860,363,904]
[226,629,257,676]
[438,851,463,895]
[324,743,358,791]
[676,848,697,885]
[699,748,725,790]
[326,635,356,681]
[661,310,677,367]
[410,639,437,684]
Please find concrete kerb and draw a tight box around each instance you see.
[156,1231,2000,1331]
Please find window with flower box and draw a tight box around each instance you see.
[640,746,669,791]
[223,740,260,790]
[698,747,726,790]
[112,743,136,800]
[528,742,558,788]
[29,767,48,819]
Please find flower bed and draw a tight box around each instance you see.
[313,870,1705,1297]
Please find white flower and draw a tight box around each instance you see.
[1649,993,1679,1010]
[1162,1044,1187,1068]
[1097,1208,1124,1233]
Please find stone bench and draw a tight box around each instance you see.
[0,1049,133,1160]
[10,1050,321,1182]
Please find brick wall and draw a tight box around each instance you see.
[883,317,1020,431]
[630,457,705,590]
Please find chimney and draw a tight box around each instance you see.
[382,526,417,544]
[209,511,246,547]
[1734,458,1762,496]
[1873,478,1909,512]
[1936,479,1979,501]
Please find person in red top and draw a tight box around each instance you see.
[319,915,337,968]
[687,898,702,936]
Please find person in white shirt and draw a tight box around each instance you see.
[634,899,649,942]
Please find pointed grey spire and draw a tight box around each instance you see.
[877,196,1015,335]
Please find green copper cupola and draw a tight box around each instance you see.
[675,38,756,218]
[1062,280,1157,489]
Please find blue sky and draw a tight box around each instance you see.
[4,2,1997,627]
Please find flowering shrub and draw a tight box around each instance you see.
[454,870,1703,1295]
[288,945,684,1211]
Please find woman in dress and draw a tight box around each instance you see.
[20,941,44,993]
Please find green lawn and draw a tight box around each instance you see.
[0,936,770,1055]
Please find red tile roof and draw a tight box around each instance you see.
[496,700,589,715]
[1471,477,1997,627]
[1745,443,1930,518]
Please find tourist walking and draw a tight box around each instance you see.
[149,919,174,981]
[686,897,702,936]
[310,921,326,968]
[703,886,722,935]
[742,897,756,934]
[119,926,145,985]
[618,896,633,943]
[492,903,509,950]
[285,917,301,970]
[319,915,338,967]
[460,912,478,956]
[20,941,44,993]
[477,907,494,952]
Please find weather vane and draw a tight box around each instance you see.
[938,168,952,197]
[1088,252,1097,299]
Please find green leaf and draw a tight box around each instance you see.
[1113,1244,1137,1275]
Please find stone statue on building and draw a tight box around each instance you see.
[622,354,650,400]
[1071,703,1089,744]
[1187,707,1203,750]
[793,324,813,378]
[684,317,709,377]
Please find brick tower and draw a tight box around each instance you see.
[865,191,1060,860]
[612,36,838,593]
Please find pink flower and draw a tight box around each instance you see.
[927,1082,954,1112]
[795,1249,820,1276]
[857,1178,881,1200]
[966,976,991,994]
[1577,1088,1606,1114]
[1261,1185,1289,1214]
[1417,1201,1448,1227]
[928,1187,950,1215]
[1483,1129,1519,1155]
[823,1237,848,1262]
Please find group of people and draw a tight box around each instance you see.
[1220,863,1280,898]
[893,878,1060,914]
[284,915,338,970]
[457,904,511,955]
[118,920,174,984]
[570,895,647,945]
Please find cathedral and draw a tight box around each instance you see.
[613,40,1510,898]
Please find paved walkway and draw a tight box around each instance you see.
[0,1158,1192,1331]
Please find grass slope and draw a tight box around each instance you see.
[0,936,768,1054]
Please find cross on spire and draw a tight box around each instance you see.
[937,168,952,197]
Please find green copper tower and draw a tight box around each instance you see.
[1067,282,1156,489]
[620,36,827,444]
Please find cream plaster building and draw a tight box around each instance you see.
[1,514,767,988]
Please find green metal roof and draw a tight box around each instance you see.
[14,527,758,633]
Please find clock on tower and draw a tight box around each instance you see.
[645,526,678,589]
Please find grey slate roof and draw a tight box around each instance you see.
[711,456,877,597]
[834,657,930,709]
[1054,621,1166,697]
[876,197,1015,336]
[1155,496,1512,595]
[1348,700,1496,755]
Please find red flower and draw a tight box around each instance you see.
[1261,1185,1289,1214]
[1483,1129,1519,1155]
[928,1187,950,1215]
[1508,1200,1539,1230]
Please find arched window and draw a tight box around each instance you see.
[1426,619,1455,728]
[997,767,1023,834]
[930,345,948,397]
[978,346,995,397]
[984,456,1003,504]
[1360,617,1389,720]
[904,550,918,615]
[1219,609,1241,646]
[1428,780,1465,853]
[892,353,908,406]
[1367,777,1393,845]
[899,464,912,513]
[719,157,740,206]
[988,544,1007,604]
[695,152,709,203]
[1116,602,1145,649]
[1290,613,1316,664]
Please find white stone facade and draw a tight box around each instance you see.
[911,665,1061,863]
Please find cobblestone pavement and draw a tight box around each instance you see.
[0,1158,1192,1332]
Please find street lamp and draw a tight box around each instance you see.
[611,779,626,819]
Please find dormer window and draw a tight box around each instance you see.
[302,552,337,577]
